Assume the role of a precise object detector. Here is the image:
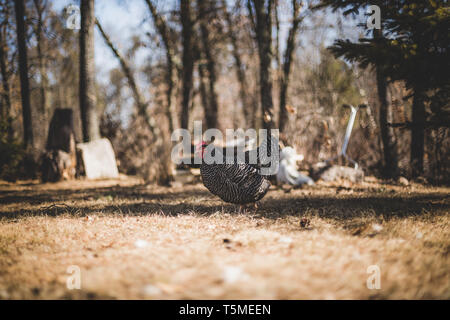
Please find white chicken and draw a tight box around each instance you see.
[277,147,314,186]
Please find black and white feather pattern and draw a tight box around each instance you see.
[200,135,277,204]
[201,162,271,204]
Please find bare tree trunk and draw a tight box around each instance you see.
[372,29,399,178]
[247,0,263,128]
[33,0,49,118]
[198,0,219,130]
[376,69,399,178]
[96,18,156,135]
[180,0,194,130]
[411,89,425,177]
[197,61,210,128]
[0,18,13,141]
[246,0,257,33]
[79,0,100,142]
[144,0,174,133]
[97,17,173,184]
[273,0,281,72]
[14,0,34,148]
[223,0,256,128]
[252,0,275,130]
[279,0,302,133]
[0,30,6,119]
[32,0,51,151]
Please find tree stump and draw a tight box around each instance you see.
[40,109,77,182]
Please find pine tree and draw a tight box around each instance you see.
[318,0,450,177]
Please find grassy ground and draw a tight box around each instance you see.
[0,176,449,299]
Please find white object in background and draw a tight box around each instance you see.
[341,105,358,160]
[277,147,314,186]
[325,104,364,169]
[77,138,119,179]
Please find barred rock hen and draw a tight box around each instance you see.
[196,136,278,205]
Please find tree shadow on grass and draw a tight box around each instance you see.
[262,193,449,220]
[0,184,448,221]
[0,184,211,205]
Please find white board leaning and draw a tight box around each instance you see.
[77,138,119,179]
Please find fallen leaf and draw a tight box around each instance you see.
[300,218,310,228]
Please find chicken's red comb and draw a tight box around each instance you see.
[196,140,207,147]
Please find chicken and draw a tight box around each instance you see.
[196,136,277,205]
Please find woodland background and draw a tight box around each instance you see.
[0,0,448,184]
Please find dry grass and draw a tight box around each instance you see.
[0,176,449,299]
